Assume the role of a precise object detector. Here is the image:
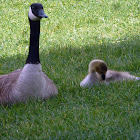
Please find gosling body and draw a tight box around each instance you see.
[80,59,140,87]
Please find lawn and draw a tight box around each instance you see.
[0,0,140,139]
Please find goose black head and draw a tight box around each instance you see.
[28,3,48,21]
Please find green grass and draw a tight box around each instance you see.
[0,0,140,139]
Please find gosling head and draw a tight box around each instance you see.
[89,59,107,81]
[28,3,48,21]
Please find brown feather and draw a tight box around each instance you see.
[0,69,21,104]
[0,69,57,105]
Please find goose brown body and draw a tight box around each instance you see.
[0,68,57,104]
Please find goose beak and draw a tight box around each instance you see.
[38,9,48,18]
[101,74,105,80]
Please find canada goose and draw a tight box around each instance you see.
[0,3,58,105]
[80,59,140,87]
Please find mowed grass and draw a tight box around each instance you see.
[0,0,140,139]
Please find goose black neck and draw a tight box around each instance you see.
[26,18,41,64]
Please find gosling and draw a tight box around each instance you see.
[80,59,140,87]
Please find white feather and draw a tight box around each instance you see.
[13,64,46,101]
[28,7,39,21]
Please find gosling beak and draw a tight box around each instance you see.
[101,74,105,80]
[38,9,48,18]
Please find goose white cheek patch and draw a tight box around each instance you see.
[28,7,39,21]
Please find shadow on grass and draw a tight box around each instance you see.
[0,36,139,140]
[0,35,139,104]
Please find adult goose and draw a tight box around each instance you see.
[0,3,58,105]
[80,59,140,87]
